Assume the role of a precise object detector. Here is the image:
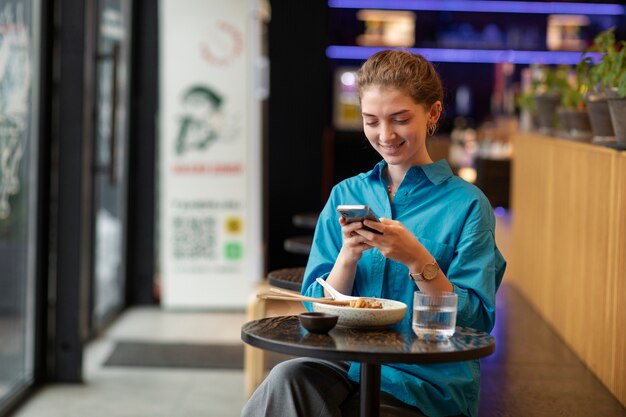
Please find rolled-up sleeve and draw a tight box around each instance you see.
[448,228,505,333]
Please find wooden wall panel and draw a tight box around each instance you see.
[509,133,625,407]
[614,152,626,404]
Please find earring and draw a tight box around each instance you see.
[427,123,437,136]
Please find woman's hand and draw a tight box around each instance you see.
[356,218,431,268]
[338,217,373,263]
[353,219,453,294]
[323,217,373,297]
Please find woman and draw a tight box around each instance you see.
[242,50,506,417]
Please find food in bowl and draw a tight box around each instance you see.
[312,298,407,328]
[348,298,383,309]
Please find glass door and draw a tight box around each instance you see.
[0,0,40,410]
[91,0,132,332]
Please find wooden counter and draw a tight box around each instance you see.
[509,132,626,407]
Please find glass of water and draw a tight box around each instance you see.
[412,291,458,339]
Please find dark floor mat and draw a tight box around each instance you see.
[103,341,291,370]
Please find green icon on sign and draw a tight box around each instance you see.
[225,242,243,260]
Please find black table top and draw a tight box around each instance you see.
[241,316,495,364]
[267,267,304,291]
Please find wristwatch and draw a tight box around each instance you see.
[409,259,439,282]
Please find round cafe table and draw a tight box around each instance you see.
[241,316,495,417]
[266,267,305,291]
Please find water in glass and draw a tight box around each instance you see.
[412,292,458,338]
[412,305,457,337]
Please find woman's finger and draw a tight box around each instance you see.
[362,220,384,234]
[342,220,363,232]
[354,229,377,241]
[378,218,403,229]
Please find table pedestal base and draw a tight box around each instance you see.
[360,363,381,417]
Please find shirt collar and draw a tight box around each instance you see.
[419,159,454,185]
[368,159,453,186]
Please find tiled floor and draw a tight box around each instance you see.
[11,308,249,417]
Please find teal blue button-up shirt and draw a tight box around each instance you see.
[302,159,506,417]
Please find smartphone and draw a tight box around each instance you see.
[336,205,382,234]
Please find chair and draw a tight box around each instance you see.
[244,277,306,396]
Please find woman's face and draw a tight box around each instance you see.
[360,85,440,169]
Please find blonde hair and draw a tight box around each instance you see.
[356,50,443,109]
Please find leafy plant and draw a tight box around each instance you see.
[534,65,571,95]
[577,27,626,97]
[516,92,535,113]
[516,65,571,112]
[605,43,626,96]
[559,66,586,110]
[560,82,585,110]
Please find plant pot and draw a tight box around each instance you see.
[534,93,561,135]
[557,108,592,142]
[584,93,616,145]
[557,107,571,137]
[606,89,626,146]
[567,109,592,142]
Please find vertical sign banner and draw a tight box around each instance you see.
[159,0,263,308]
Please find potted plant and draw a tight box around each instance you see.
[576,28,617,144]
[517,65,570,135]
[558,76,592,142]
[599,31,626,147]
[516,71,537,132]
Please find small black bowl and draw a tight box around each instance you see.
[298,312,339,334]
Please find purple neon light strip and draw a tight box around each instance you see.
[326,45,603,64]
[328,0,624,15]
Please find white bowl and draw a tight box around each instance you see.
[312,298,407,329]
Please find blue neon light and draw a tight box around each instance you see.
[328,0,624,15]
[326,46,603,65]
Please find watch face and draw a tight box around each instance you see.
[423,263,439,280]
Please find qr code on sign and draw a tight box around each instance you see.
[172,216,216,259]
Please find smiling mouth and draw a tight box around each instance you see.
[379,141,406,151]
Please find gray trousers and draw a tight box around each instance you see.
[241,358,429,417]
